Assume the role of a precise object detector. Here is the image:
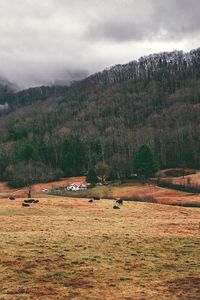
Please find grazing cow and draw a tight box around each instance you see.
[88,199,93,203]
[22,203,30,207]
[24,199,35,203]
[116,199,123,205]
[113,205,120,209]
[24,199,39,204]
[9,196,15,200]
[93,196,100,200]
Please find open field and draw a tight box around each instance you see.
[0,191,200,299]
[1,171,200,207]
[0,177,85,198]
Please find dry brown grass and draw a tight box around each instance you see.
[2,171,200,206]
[0,177,86,199]
[0,192,200,299]
[171,171,200,186]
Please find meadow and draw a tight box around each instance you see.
[0,188,200,299]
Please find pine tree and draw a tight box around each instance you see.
[18,144,34,161]
[86,167,98,184]
[134,144,158,180]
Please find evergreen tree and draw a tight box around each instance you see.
[63,152,75,176]
[134,144,158,180]
[18,144,34,161]
[86,167,98,184]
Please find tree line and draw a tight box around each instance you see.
[0,134,158,187]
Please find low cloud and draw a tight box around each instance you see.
[0,0,199,89]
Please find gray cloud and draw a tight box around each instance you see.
[0,0,199,89]
[88,0,200,42]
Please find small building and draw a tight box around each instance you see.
[67,183,87,191]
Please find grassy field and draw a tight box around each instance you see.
[2,171,200,206]
[51,180,200,207]
[0,193,200,299]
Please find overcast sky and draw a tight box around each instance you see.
[0,0,199,89]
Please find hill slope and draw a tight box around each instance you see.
[0,48,200,185]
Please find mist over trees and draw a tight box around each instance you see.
[0,48,200,186]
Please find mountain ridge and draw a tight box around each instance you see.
[0,47,200,186]
[1,47,200,111]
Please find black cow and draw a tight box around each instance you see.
[9,196,15,200]
[24,199,39,204]
[24,199,35,203]
[93,196,100,200]
[113,205,120,209]
[88,199,93,203]
[22,203,30,207]
[116,199,123,205]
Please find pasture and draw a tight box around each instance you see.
[0,191,200,299]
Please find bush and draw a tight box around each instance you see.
[169,202,200,208]
[164,169,195,177]
[142,194,157,203]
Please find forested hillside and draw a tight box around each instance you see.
[0,48,200,186]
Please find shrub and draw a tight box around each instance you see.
[157,180,200,194]
[164,169,195,177]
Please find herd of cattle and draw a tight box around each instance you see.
[8,195,123,209]
[8,196,39,207]
[88,196,124,209]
